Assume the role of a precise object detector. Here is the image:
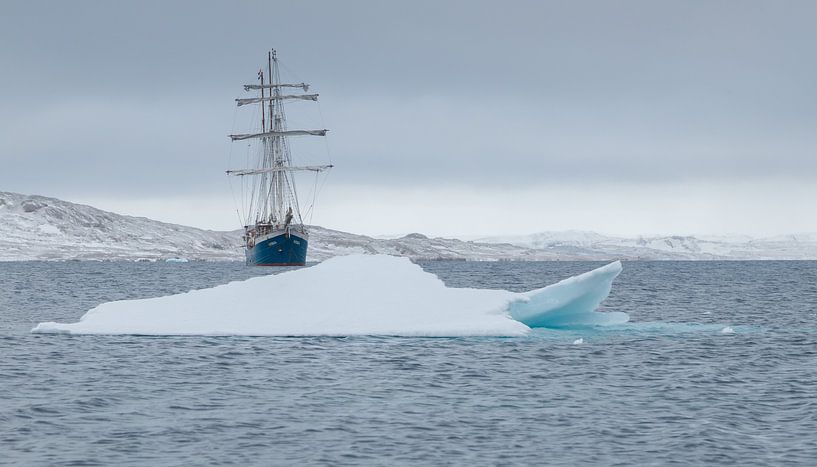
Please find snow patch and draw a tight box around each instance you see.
[32,254,625,337]
[37,224,61,235]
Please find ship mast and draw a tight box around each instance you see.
[270,50,284,226]
[259,69,270,223]
[259,70,266,132]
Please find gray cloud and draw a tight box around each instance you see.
[1,0,815,198]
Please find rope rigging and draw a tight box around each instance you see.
[227,49,332,233]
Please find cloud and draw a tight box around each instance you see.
[2,0,816,234]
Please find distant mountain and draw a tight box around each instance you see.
[2,191,816,261]
[477,230,817,260]
[307,229,558,262]
[0,191,556,262]
[0,192,238,261]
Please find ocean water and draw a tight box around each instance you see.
[1,260,816,465]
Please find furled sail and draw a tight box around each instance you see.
[235,94,319,106]
[229,129,328,141]
[227,165,334,176]
[243,83,309,91]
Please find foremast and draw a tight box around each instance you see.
[228,49,331,233]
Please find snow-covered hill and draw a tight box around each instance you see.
[477,230,817,260]
[2,191,816,261]
[0,191,560,262]
[306,229,560,262]
[0,192,239,261]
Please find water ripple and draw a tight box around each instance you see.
[1,261,816,464]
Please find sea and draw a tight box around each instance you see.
[1,260,816,465]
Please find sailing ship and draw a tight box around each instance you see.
[227,50,332,266]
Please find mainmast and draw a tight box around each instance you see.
[270,50,284,227]
[257,69,270,221]
[259,70,266,132]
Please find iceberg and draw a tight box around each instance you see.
[32,255,626,337]
[509,260,628,328]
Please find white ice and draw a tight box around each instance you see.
[164,257,189,263]
[32,254,626,337]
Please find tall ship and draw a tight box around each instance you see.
[227,50,332,266]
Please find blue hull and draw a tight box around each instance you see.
[246,231,308,266]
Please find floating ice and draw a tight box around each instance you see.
[508,260,628,328]
[572,338,584,345]
[164,257,189,263]
[32,255,626,337]
[720,326,735,334]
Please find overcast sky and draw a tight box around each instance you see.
[2,0,816,237]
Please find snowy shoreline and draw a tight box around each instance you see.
[3,191,817,262]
